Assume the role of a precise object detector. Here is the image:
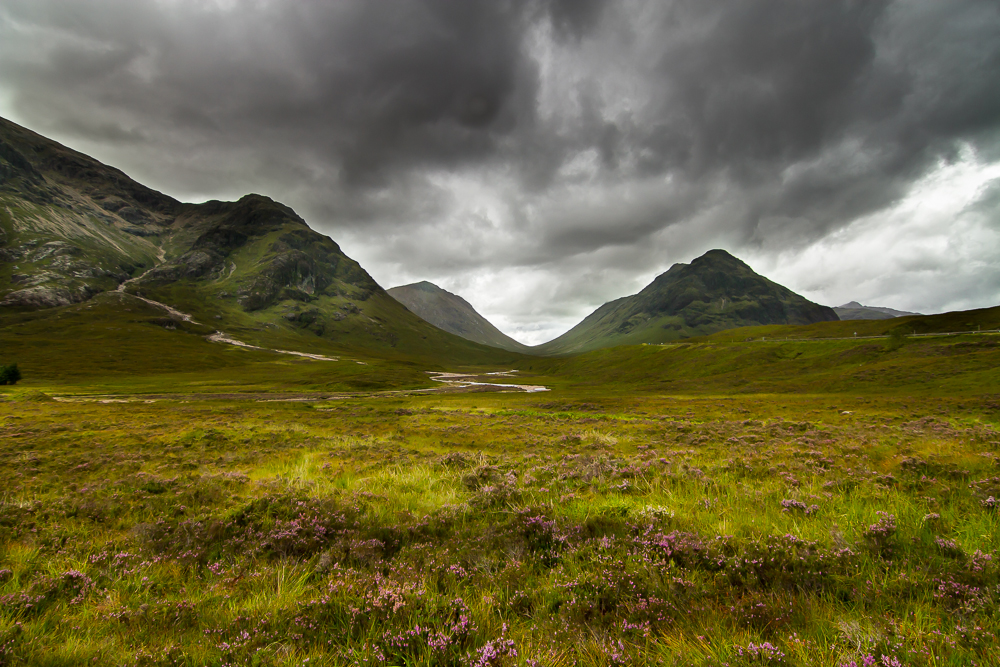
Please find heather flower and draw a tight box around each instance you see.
[604,638,629,665]
[935,537,963,557]
[735,641,786,663]
[637,505,674,522]
[840,655,903,667]
[933,575,989,613]
[781,499,819,515]
[61,570,96,605]
[968,549,993,574]
[466,623,517,667]
[864,512,897,555]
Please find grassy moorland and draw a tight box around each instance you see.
[0,291,521,394]
[1,317,999,666]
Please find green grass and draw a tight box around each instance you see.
[528,328,1000,397]
[0,391,998,666]
[0,291,527,393]
[1,305,999,666]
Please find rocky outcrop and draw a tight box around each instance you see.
[0,285,97,309]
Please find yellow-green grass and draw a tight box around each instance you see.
[1,310,998,665]
[1,377,998,666]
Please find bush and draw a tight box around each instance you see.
[0,363,20,385]
[863,512,897,556]
[883,327,909,352]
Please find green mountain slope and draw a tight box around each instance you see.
[524,305,1000,396]
[0,117,175,308]
[387,281,530,353]
[0,116,520,365]
[535,249,839,355]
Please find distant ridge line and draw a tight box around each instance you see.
[651,329,1000,345]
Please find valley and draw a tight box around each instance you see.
[2,117,1000,667]
[2,338,999,666]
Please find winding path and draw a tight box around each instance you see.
[115,253,337,359]
[116,252,200,324]
[108,254,546,393]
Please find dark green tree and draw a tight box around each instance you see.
[0,363,21,385]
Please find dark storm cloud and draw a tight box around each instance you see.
[1,0,999,340]
[547,0,606,40]
[3,0,996,214]
[2,1,537,178]
[559,0,1000,248]
[644,1,888,173]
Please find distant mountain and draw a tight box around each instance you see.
[535,249,839,354]
[388,281,530,353]
[834,301,922,320]
[0,116,516,361]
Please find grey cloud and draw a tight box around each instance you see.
[1,0,999,339]
[3,1,539,177]
[546,0,606,41]
[523,0,1000,253]
[969,179,1000,216]
[650,0,889,174]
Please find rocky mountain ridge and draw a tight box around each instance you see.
[0,116,845,358]
[0,116,515,360]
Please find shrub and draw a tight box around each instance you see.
[863,512,897,556]
[0,363,20,385]
[883,327,909,352]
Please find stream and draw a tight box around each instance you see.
[428,371,549,393]
[111,259,546,393]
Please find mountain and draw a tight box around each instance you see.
[0,116,518,362]
[0,117,176,308]
[834,301,922,320]
[535,249,839,355]
[387,281,530,353]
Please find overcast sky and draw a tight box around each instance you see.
[2,0,999,344]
